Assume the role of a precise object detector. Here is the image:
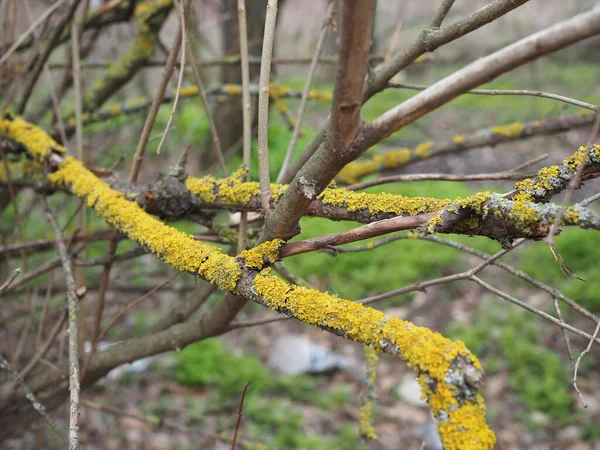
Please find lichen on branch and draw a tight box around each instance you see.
[1,114,495,450]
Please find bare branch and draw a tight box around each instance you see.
[386,82,598,113]
[0,267,20,294]
[430,0,456,29]
[44,198,80,450]
[257,0,280,212]
[330,0,375,151]
[573,319,600,408]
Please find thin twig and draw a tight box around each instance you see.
[0,354,65,442]
[580,192,600,207]
[430,0,456,29]
[256,0,279,212]
[236,0,252,253]
[44,198,80,450]
[346,170,534,191]
[231,381,252,450]
[572,318,600,408]
[279,213,434,258]
[470,275,600,345]
[130,18,184,183]
[0,0,67,66]
[155,0,187,156]
[386,82,598,113]
[276,0,336,183]
[0,267,20,294]
[358,240,523,305]
[185,6,226,174]
[553,297,575,368]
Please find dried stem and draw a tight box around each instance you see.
[130,19,183,183]
[256,0,279,212]
[155,0,187,156]
[44,198,80,450]
[231,381,252,450]
[572,319,600,408]
[185,12,226,174]
[237,0,252,253]
[0,267,20,294]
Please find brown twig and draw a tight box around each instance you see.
[155,0,187,156]
[130,17,183,183]
[256,0,279,212]
[185,5,226,174]
[231,381,252,450]
[279,213,434,259]
[358,240,523,305]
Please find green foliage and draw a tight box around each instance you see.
[174,338,364,448]
[175,338,269,399]
[447,302,573,423]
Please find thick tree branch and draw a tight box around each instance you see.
[364,8,600,145]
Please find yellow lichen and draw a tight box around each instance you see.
[337,148,411,184]
[563,146,588,172]
[319,188,451,216]
[224,84,242,95]
[491,121,524,137]
[309,89,332,103]
[415,141,433,158]
[185,175,217,202]
[176,85,199,97]
[186,173,288,207]
[48,157,241,291]
[252,270,494,449]
[0,116,65,161]
[269,83,291,99]
[508,192,541,232]
[359,402,378,440]
[425,214,443,234]
[239,239,284,269]
[453,135,466,144]
[459,191,490,215]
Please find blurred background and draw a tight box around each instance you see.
[1,0,600,448]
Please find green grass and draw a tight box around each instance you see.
[173,338,364,449]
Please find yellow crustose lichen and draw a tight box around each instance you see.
[186,173,288,207]
[491,121,524,137]
[320,188,451,216]
[239,239,284,269]
[5,116,495,450]
[49,157,241,292]
[0,116,65,161]
[337,148,411,184]
[253,270,495,449]
[187,173,451,218]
